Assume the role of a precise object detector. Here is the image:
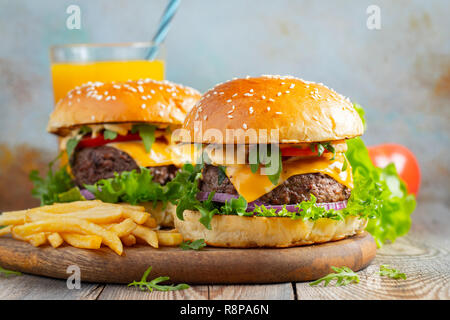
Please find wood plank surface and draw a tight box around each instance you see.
[0,232,376,284]
[0,200,448,300]
[295,201,450,300]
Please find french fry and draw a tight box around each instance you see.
[0,212,26,226]
[132,225,158,248]
[156,230,183,246]
[117,204,146,212]
[26,232,47,247]
[0,225,12,237]
[47,233,64,248]
[121,209,150,224]
[26,207,123,224]
[121,234,136,247]
[61,233,102,249]
[142,216,157,229]
[37,200,104,213]
[12,218,123,255]
[105,218,137,237]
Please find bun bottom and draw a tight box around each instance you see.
[142,202,176,227]
[173,210,367,248]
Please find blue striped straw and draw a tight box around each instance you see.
[146,0,181,60]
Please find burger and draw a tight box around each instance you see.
[172,75,367,247]
[47,79,201,226]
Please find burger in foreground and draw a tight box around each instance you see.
[38,79,201,227]
[173,75,369,247]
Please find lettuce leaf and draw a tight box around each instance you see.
[345,138,415,247]
[84,166,187,205]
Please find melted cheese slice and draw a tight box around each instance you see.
[108,141,174,167]
[225,153,353,202]
[108,141,195,167]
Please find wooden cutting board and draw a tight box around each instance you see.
[0,232,376,284]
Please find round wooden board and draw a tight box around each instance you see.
[0,232,376,284]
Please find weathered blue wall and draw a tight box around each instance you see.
[0,0,448,208]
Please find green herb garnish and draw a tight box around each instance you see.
[128,267,190,292]
[103,129,118,140]
[309,266,360,287]
[217,166,227,185]
[180,239,206,250]
[131,124,156,153]
[66,126,92,158]
[378,265,406,280]
[0,266,22,277]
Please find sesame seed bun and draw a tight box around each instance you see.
[181,75,364,144]
[173,210,367,248]
[47,79,201,136]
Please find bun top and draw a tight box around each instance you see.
[180,75,364,144]
[47,79,201,136]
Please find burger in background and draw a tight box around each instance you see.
[30,79,201,227]
[172,76,416,247]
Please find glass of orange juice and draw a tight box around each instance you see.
[50,42,165,104]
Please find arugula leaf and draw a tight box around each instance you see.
[309,266,360,287]
[66,126,92,158]
[217,166,227,185]
[0,266,22,277]
[132,124,156,153]
[103,129,118,140]
[378,265,406,280]
[29,153,76,205]
[341,156,348,171]
[180,239,206,250]
[353,103,367,129]
[128,267,189,292]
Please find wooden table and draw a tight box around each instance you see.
[0,201,448,300]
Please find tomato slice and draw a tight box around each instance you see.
[280,146,328,157]
[77,132,141,149]
[368,144,421,196]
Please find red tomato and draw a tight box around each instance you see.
[368,144,421,195]
[77,132,141,149]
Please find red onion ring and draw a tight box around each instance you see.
[80,189,96,200]
[197,192,347,212]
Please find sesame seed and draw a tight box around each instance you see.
[141,104,146,109]
[277,92,282,96]
[285,90,290,94]
[249,107,254,114]
[243,123,248,129]
[249,89,254,93]
[268,98,275,102]
[226,99,232,103]
[91,115,95,120]
[105,96,111,101]
[232,93,238,97]
[104,91,109,96]
[290,84,295,89]
[112,96,116,100]
[227,115,233,119]
[138,86,144,93]
[159,111,164,117]
[275,111,282,115]
[151,89,156,94]
[203,115,208,120]
[262,95,266,100]
[172,92,176,97]
[219,92,224,95]
[267,106,271,111]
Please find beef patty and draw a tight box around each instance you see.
[200,164,351,204]
[70,146,178,187]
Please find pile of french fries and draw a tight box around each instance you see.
[0,200,183,255]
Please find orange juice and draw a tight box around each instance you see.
[51,60,165,103]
